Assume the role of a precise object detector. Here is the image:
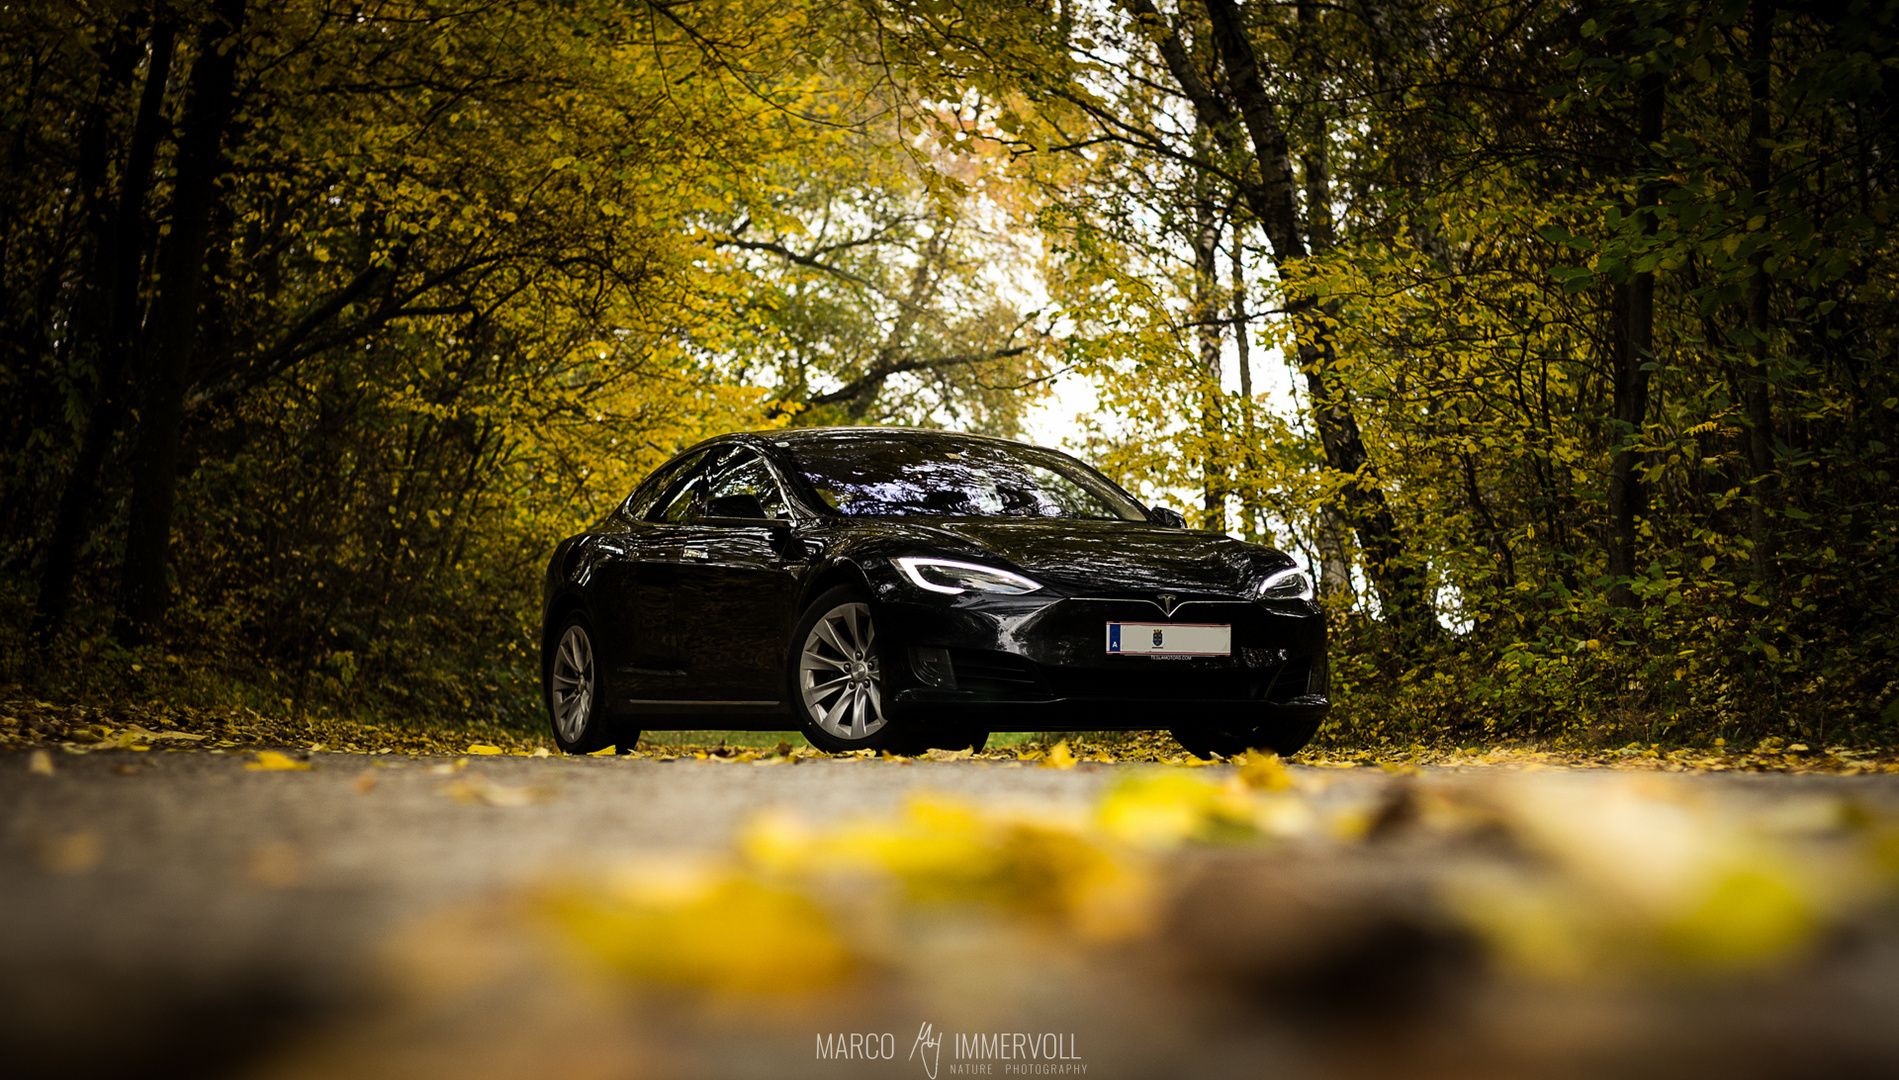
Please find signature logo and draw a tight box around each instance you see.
[1157,591,1179,615]
[909,1022,942,1079]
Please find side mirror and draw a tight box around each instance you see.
[1148,506,1187,528]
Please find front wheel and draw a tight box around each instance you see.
[790,586,905,753]
[545,611,623,754]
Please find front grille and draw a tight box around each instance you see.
[947,649,1045,697]
[1043,654,1323,703]
[937,646,1325,704]
[1044,662,1263,701]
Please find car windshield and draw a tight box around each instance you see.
[782,435,1149,521]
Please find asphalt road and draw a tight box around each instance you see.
[5,748,1899,1080]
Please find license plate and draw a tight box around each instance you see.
[1105,622,1231,656]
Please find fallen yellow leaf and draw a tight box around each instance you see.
[743,798,1156,942]
[29,749,53,776]
[246,751,313,771]
[1098,771,1249,847]
[467,743,504,755]
[541,868,854,994]
[1041,740,1077,770]
[1239,750,1292,791]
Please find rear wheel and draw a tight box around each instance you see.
[545,611,625,754]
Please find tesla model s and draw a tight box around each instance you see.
[540,427,1329,756]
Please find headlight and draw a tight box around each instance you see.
[1260,566,1315,601]
[895,557,1043,596]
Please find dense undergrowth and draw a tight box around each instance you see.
[6,659,1897,776]
[5,560,1899,763]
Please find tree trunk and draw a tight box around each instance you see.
[1293,10,1352,586]
[114,0,246,640]
[1316,502,1356,606]
[32,15,178,645]
[1606,64,1666,608]
[1193,125,1227,533]
[1231,228,1267,545]
[1191,0,1435,636]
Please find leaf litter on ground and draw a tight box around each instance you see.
[255,750,1899,1079]
[6,695,1895,774]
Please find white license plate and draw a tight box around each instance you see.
[1105,622,1231,656]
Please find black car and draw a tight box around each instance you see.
[540,427,1329,757]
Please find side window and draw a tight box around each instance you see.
[644,449,729,524]
[704,451,789,520]
[620,449,707,523]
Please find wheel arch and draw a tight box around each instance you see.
[541,591,592,666]
[797,560,874,612]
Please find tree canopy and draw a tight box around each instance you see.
[2,0,1895,746]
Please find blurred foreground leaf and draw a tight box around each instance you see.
[539,864,855,995]
[245,751,312,771]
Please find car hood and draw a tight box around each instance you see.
[864,517,1289,597]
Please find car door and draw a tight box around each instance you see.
[670,450,804,702]
[593,448,721,701]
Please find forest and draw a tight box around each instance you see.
[3,0,1896,751]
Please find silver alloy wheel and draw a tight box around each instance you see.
[550,623,595,743]
[799,602,887,740]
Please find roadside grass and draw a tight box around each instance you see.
[4,691,1895,773]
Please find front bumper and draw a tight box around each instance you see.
[874,591,1330,732]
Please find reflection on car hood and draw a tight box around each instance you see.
[890,517,1286,596]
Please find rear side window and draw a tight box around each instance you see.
[704,451,790,519]
[619,448,715,523]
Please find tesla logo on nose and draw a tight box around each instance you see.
[1157,592,1179,615]
[1152,629,1164,647]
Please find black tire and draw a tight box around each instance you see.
[544,609,621,754]
[789,585,911,753]
[1171,717,1318,760]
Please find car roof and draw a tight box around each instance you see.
[649,426,1149,521]
[734,426,1061,456]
